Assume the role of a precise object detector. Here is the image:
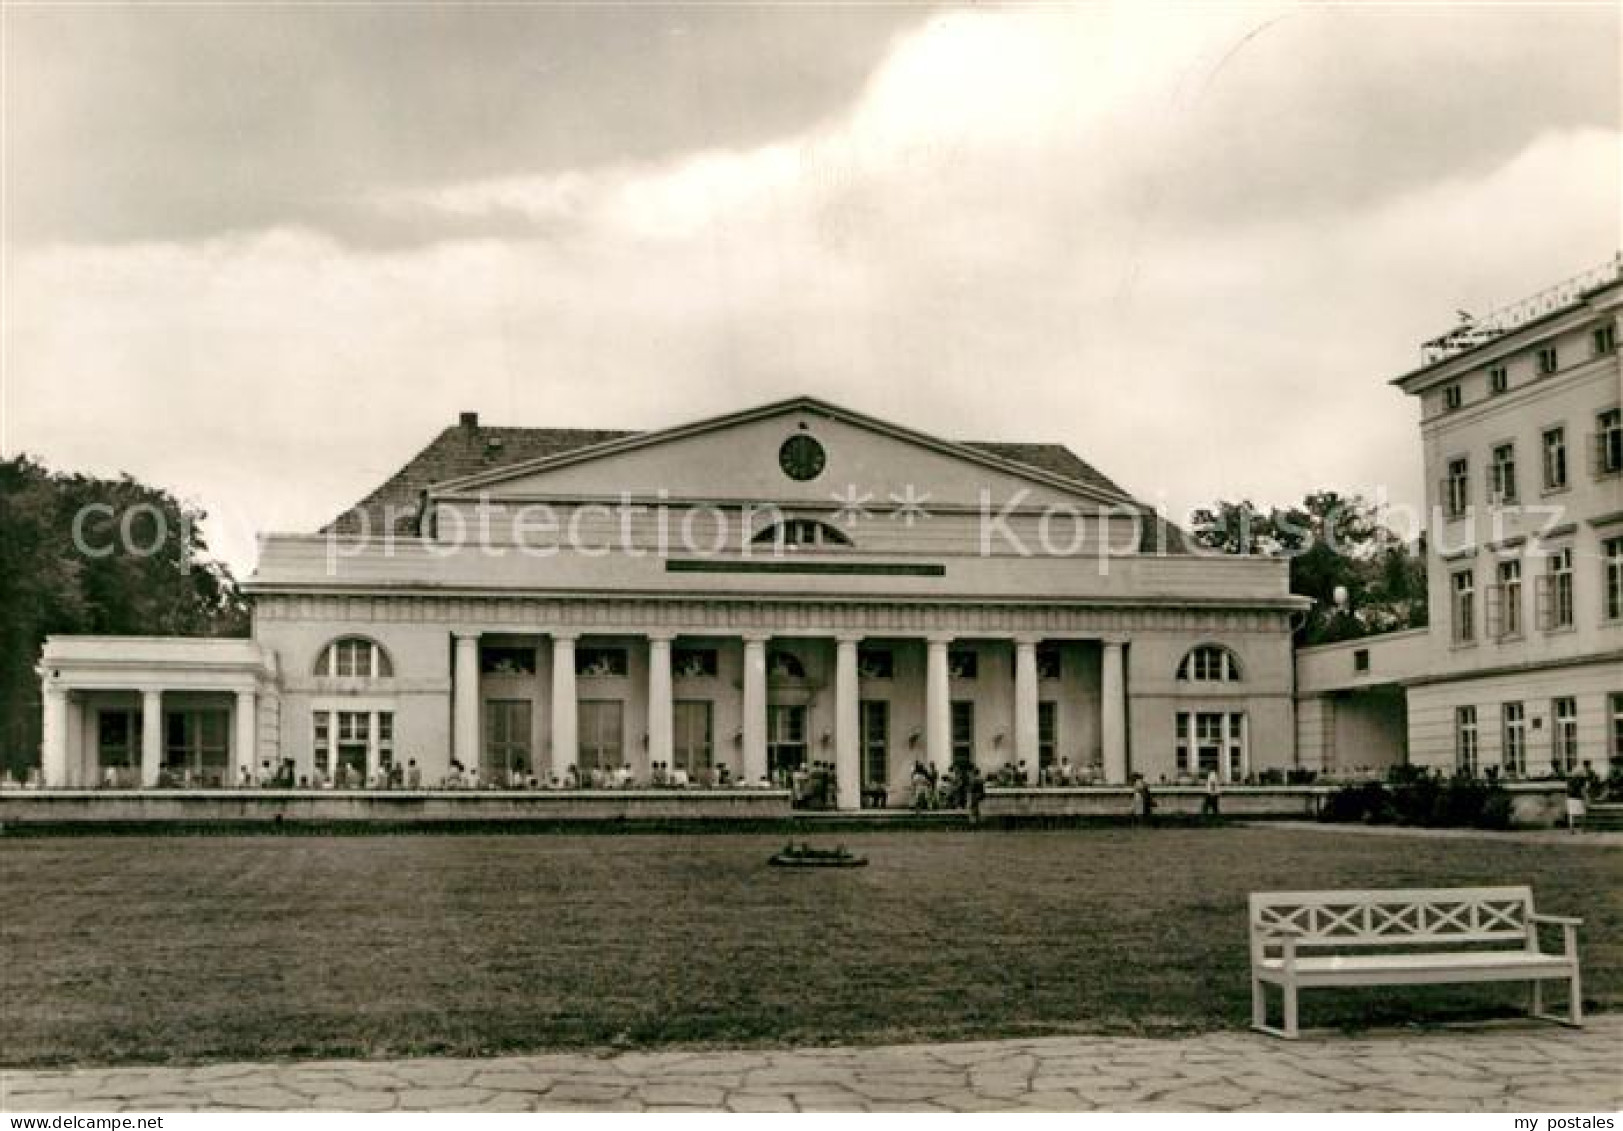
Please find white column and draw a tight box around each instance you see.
[453,631,480,774]
[551,633,578,780]
[926,635,953,775]
[647,633,674,775]
[41,684,67,788]
[835,634,862,810]
[1014,638,1040,784]
[233,689,257,785]
[140,688,163,788]
[741,635,768,784]
[1101,638,1127,784]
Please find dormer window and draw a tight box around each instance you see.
[751,518,853,548]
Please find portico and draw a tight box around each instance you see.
[37,638,276,788]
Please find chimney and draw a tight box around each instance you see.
[459,411,479,429]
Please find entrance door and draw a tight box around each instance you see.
[485,699,533,783]
[950,700,976,771]
[579,700,624,779]
[860,700,889,790]
[766,704,807,783]
[164,709,230,786]
[673,700,713,781]
[97,709,139,787]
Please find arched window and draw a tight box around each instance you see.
[315,636,393,678]
[1176,644,1241,683]
[751,518,852,548]
[767,650,806,679]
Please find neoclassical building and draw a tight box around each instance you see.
[40,397,1305,805]
[1297,258,1622,778]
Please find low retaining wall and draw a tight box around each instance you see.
[0,789,794,826]
[983,786,1322,820]
[983,782,1569,828]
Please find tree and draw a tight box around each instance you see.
[1191,490,1427,645]
[0,456,248,776]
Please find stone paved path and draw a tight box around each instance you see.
[3,1017,1619,1112]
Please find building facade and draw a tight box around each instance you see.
[39,397,1305,805]
[1299,258,1623,779]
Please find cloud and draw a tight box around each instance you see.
[5,4,1619,575]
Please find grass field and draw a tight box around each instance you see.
[1,826,1617,1067]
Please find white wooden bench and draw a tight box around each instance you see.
[1249,886,1582,1039]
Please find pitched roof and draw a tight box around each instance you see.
[324,422,1186,553]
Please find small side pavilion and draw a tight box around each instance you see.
[38,637,277,788]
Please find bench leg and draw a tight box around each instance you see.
[1283,982,1299,1039]
[1569,969,1583,1027]
[1252,978,1266,1030]
[1531,978,1543,1017]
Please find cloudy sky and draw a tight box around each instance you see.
[4,2,1619,573]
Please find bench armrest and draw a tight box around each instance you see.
[1530,913,1583,927]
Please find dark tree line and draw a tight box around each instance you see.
[0,456,247,775]
[1190,491,1427,646]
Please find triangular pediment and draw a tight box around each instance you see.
[428,397,1135,512]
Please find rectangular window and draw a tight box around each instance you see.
[576,647,628,678]
[1608,537,1623,622]
[1451,568,1475,644]
[948,649,979,680]
[1444,457,1470,518]
[578,700,624,777]
[672,647,719,679]
[1501,702,1526,778]
[860,700,889,788]
[856,647,894,680]
[312,710,330,777]
[1493,558,1522,639]
[1035,644,1062,680]
[1455,705,1478,777]
[1542,427,1568,491]
[1037,701,1058,772]
[1597,408,1623,476]
[1537,345,1559,375]
[1490,442,1517,503]
[484,699,532,782]
[1553,697,1578,774]
[1542,548,1574,630]
[1443,383,1463,411]
[673,700,714,779]
[1488,365,1509,395]
[1611,693,1623,767]
[1594,323,1617,357]
[950,700,975,769]
[480,646,536,676]
[1353,648,1370,673]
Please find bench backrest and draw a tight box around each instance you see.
[1250,886,1534,949]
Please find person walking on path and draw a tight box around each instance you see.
[1202,770,1222,818]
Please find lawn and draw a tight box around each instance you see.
[1,826,1617,1067]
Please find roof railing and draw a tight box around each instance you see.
[1419,252,1622,365]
